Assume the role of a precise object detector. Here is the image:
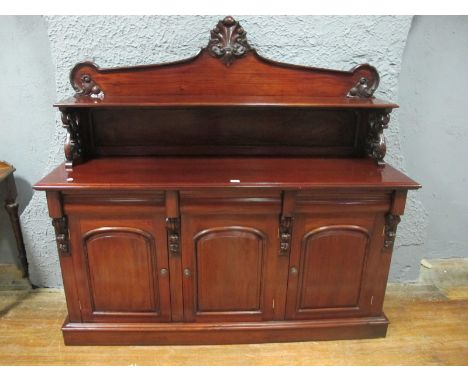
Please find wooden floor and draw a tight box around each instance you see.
[0,283,467,365]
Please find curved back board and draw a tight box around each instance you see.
[68,16,380,101]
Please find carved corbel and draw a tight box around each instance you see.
[384,213,401,249]
[60,109,83,175]
[52,216,70,257]
[279,216,293,256]
[207,16,251,66]
[366,109,391,165]
[166,217,181,257]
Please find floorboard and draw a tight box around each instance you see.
[0,284,467,365]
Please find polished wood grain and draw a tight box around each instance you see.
[34,157,420,191]
[35,16,420,345]
[0,285,466,365]
[194,229,264,312]
[66,203,171,323]
[181,214,280,323]
[55,95,398,109]
[285,212,385,320]
[61,316,389,345]
[298,227,369,308]
[83,228,159,312]
[63,51,387,104]
[88,107,365,158]
[53,17,400,169]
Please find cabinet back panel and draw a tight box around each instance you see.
[88,108,363,157]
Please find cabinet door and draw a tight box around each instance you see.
[180,191,287,322]
[66,201,171,323]
[285,192,389,320]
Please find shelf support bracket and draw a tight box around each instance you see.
[60,108,83,177]
[366,109,391,166]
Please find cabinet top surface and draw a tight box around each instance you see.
[34,157,420,191]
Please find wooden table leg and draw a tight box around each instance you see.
[4,173,29,279]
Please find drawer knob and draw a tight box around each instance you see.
[183,268,191,278]
[160,268,168,276]
[290,266,298,275]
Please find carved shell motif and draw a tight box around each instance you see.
[208,16,251,66]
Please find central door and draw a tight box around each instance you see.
[180,190,287,322]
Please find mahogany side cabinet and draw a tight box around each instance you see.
[34,16,420,345]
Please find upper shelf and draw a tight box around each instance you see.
[55,16,397,110]
[54,95,397,109]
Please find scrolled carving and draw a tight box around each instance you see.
[69,61,104,98]
[279,216,293,256]
[60,109,83,174]
[52,216,70,257]
[384,214,401,249]
[166,217,181,257]
[207,16,251,66]
[348,64,380,98]
[366,109,391,165]
[79,74,102,97]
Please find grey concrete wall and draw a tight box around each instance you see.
[0,16,56,267]
[397,16,468,274]
[4,15,459,287]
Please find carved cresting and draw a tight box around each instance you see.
[60,109,83,174]
[52,216,70,257]
[366,109,391,165]
[166,217,181,257]
[279,216,293,256]
[384,214,401,249]
[208,16,251,66]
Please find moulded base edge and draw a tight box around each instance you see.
[61,314,389,345]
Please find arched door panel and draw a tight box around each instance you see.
[68,208,171,323]
[285,214,384,320]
